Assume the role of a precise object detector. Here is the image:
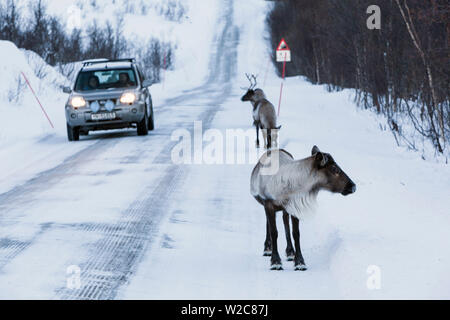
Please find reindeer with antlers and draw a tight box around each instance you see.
[241,74,281,149]
[241,75,294,261]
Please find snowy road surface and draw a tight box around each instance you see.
[0,0,449,299]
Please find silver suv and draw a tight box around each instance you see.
[63,58,154,141]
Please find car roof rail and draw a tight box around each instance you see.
[106,58,136,64]
[82,58,109,66]
[82,58,136,67]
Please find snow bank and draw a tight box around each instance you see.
[0,41,38,104]
[0,41,77,194]
[0,40,68,144]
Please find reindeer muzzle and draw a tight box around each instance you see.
[341,181,356,196]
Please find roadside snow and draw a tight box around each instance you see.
[0,40,87,193]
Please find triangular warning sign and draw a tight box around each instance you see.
[277,38,290,51]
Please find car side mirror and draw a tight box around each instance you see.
[63,86,72,94]
[142,79,152,87]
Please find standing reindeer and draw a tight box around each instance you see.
[250,146,356,270]
[240,74,294,260]
[241,74,280,149]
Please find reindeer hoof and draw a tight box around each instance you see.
[255,142,260,148]
[286,248,295,261]
[270,263,283,271]
[263,250,272,256]
[294,263,307,271]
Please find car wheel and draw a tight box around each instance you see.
[67,123,80,141]
[137,110,149,136]
[148,103,155,131]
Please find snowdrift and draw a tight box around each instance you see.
[0,40,68,144]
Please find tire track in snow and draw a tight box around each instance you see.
[0,130,178,273]
[0,137,122,273]
[153,2,238,164]
[0,222,53,274]
[0,0,237,298]
[0,135,120,213]
[56,165,186,299]
[54,0,239,299]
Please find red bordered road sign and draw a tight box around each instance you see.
[276,38,291,62]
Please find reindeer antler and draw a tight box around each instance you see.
[242,73,258,90]
[250,74,258,89]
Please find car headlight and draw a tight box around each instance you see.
[70,96,86,108]
[120,92,136,105]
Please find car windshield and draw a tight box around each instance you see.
[75,68,137,91]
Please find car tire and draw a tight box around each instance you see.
[148,103,155,131]
[67,123,80,141]
[137,110,149,136]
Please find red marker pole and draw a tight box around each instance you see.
[277,54,287,117]
[21,71,54,129]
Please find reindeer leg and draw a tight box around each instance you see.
[283,211,295,261]
[265,203,282,270]
[267,129,272,149]
[291,216,307,271]
[263,219,272,256]
[272,128,279,148]
[262,129,268,149]
[255,124,260,148]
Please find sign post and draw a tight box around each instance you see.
[276,38,291,116]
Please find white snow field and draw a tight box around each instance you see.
[0,0,449,300]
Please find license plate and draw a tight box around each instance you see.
[91,112,116,121]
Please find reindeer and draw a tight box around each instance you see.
[250,146,356,270]
[240,75,294,259]
[241,74,280,149]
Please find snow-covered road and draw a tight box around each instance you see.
[0,0,448,300]
[0,0,237,299]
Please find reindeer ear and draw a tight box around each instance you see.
[315,152,328,167]
[311,145,320,155]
